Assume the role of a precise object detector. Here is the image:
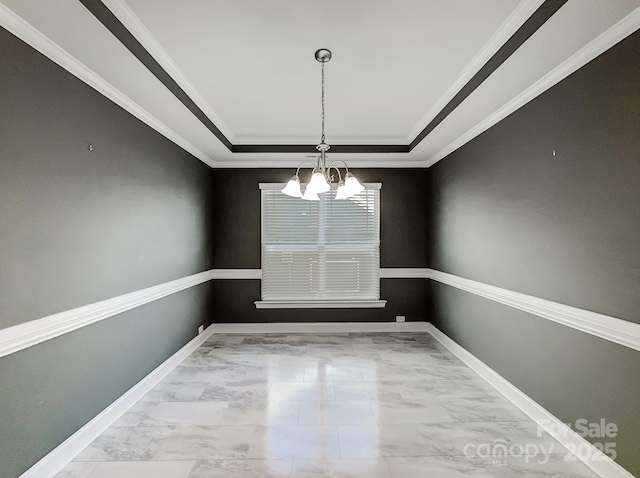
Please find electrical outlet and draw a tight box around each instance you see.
[198,325,204,334]
[396,316,405,323]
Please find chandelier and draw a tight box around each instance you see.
[281,49,364,201]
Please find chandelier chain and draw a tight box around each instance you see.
[321,61,325,144]
[280,49,364,200]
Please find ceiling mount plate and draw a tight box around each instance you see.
[314,48,332,63]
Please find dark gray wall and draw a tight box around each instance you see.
[0,28,215,477]
[428,31,640,474]
[209,168,430,322]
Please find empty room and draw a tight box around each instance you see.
[1,1,639,477]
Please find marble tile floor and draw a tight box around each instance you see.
[56,332,600,478]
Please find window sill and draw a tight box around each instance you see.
[254,300,387,309]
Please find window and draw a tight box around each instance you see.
[256,183,385,308]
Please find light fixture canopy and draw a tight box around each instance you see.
[279,49,363,201]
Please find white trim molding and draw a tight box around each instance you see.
[426,324,635,478]
[0,267,423,358]
[407,0,545,141]
[255,300,387,309]
[210,269,261,279]
[425,6,640,167]
[380,268,430,279]
[215,159,427,169]
[211,268,431,280]
[427,269,640,352]
[4,265,636,358]
[20,324,217,478]
[0,269,260,358]
[0,3,216,167]
[210,321,429,334]
[0,270,214,358]
[101,0,235,142]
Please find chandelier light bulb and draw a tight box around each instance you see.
[308,171,330,193]
[301,187,320,201]
[335,180,352,200]
[344,172,365,195]
[281,175,302,197]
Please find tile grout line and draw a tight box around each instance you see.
[336,417,343,460]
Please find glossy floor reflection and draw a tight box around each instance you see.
[57,332,600,477]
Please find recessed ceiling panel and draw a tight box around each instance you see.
[123,0,520,144]
[2,0,638,167]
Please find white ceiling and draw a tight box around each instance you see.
[1,0,639,167]
[121,0,518,144]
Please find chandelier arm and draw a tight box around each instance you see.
[328,164,343,182]
[328,160,350,174]
[295,161,320,177]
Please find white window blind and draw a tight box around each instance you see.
[260,184,381,303]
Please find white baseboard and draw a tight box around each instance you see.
[210,321,430,334]
[20,321,634,478]
[425,323,635,478]
[20,320,426,477]
[20,325,216,478]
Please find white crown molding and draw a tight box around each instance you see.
[215,159,429,169]
[233,136,410,145]
[20,323,217,478]
[406,0,546,142]
[0,2,216,168]
[101,0,235,142]
[380,268,430,279]
[426,324,635,478]
[425,6,640,167]
[427,269,640,352]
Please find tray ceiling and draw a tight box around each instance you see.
[1,0,639,167]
